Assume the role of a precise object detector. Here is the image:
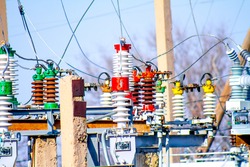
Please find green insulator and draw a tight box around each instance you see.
[8,47,16,57]
[44,102,59,109]
[33,67,44,81]
[44,63,58,78]
[0,47,5,54]
[0,81,12,95]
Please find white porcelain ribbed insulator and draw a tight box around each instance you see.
[0,96,12,132]
[113,51,133,79]
[100,92,113,106]
[9,57,18,95]
[0,54,11,80]
[172,95,185,121]
[112,92,130,128]
[154,92,165,125]
[203,93,216,118]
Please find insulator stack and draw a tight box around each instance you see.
[131,81,141,106]
[154,92,165,124]
[226,47,239,62]
[100,93,113,106]
[113,43,133,85]
[203,93,216,118]
[112,92,130,128]
[44,78,58,106]
[8,48,18,96]
[141,78,155,111]
[32,81,44,105]
[172,95,185,121]
[0,96,12,132]
[0,54,10,80]
[229,62,244,99]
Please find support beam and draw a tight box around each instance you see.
[60,76,87,167]
[32,137,57,167]
[0,0,8,42]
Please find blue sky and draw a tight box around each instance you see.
[5,0,250,104]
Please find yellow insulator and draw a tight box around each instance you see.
[172,81,184,95]
[202,79,215,94]
[101,79,112,93]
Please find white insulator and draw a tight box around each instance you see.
[113,51,133,79]
[112,92,130,128]
[154,92,165,124]
[172,95,185,121]
[0,96,12,132]
[203,93,216,118]
[100,92,113,106]
[0,54,11,80]
[240,75,250,87]
[9,57,18,95]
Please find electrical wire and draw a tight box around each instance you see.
[189,0,203,53]
[202,0,214,32]
[17,0,39,65]
[1,45,9,78]
[110,0,145,63]
[58,0,95,66]
[169,37,227,80]
[230,0,245,36]
[14,52,48,65]
[16,63,33,70]
[60,0,110,72]
[149,34,226,62]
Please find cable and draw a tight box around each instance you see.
[110,0,144,63]
[189,0,203,53]
[58,0,95,66]
[169,38,227,80]
[16,63,33,70]
[202,0,214,32]
[14,52,48,65]
[60,0,110,72]
[230,0,245,36]
[116,0,123,38]
[24,94,33,105]
[17,0,39,65]
[150,34,226,62]
[25,14,63,62]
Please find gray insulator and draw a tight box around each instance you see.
[230,63,244,99]
[240,50,250,61]
[227,48,239,62]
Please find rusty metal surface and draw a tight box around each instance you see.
[72,79,84,97]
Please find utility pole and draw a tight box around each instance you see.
[154,0,176,164]
[154,0,174,121]
[60,75,87,167]
[0,0,8,42]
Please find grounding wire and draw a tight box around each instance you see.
[17,0,39,65]
[169,37,228,81]
[60,0,110,72]
[110,0,145,63]
[58,0,95,66]
[149,34,226,62]
[189,0,203,53]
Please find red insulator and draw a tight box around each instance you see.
[131,82,141,106]
[32,80,44,105]
[44,78,58,103]
[141,78,155,112]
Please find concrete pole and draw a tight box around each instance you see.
[32,137,57,167]
[0,0,8,42]
[154,0,177,164]
[60,75,87,167]
[154,0,175,121]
